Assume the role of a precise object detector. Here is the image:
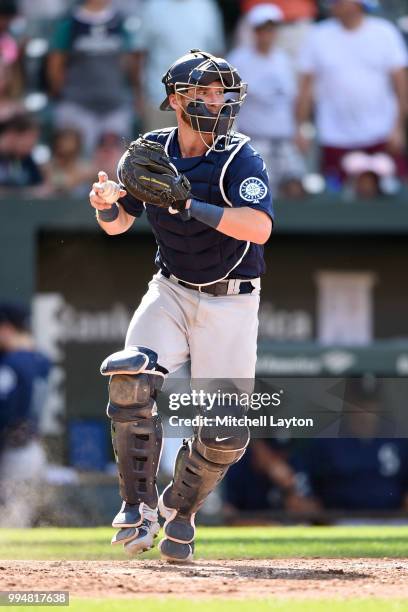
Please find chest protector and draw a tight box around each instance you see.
[145,128,251,285]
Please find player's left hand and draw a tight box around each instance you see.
[119,137,191,210]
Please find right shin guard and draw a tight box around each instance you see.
[102,347,165,508]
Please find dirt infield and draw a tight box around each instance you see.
[1,558,408,599]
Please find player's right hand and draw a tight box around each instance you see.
[89,171,127,210]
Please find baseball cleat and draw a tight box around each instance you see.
[158,538,194,563]
[112,501,143,528]
[112,504,160,554]
[123,516,160,555]
[163,514,195,544]
[158,521,195,563]
[158,485,173,521]
[111,526,139,546]
[158,487,196,562]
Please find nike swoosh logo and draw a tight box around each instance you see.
[215,436,231,442]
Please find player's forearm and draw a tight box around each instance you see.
[187,199,272,244]
[217,207,272,244]
[97,204,135,235]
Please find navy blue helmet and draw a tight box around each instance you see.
[160,49,247,148]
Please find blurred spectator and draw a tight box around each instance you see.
[229,4,305,196]
[42,128,94,196]
[342,151,398,199]
[17,0,73,39]
[0,113,45,192]
[292,378,408,512]
[47,0,138,155]
[112,0,143,17]
[17,0,72,21]
[92,131,124,179]
[294,437,408,511]
[238,0,318,60]
[296,0,408,187]
[0,0,22,118]
[134,0,225,132]
[224,438,319,516]
[242,0,317,19]
[278,174,307,198]
[226,380,408,516]
[0,302,51,527]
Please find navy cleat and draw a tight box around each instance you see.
[158,538,194,563]
[112,501,143,529]
[158,485,195,563]
[112,504,160,555]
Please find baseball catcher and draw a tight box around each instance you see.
[89,49,274,562]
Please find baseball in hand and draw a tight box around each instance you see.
[97,180,121,204]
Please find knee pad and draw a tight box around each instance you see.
[101,345,164,420]
[196,422,250,465]
[196,398,250,465]
[101,346,165,507]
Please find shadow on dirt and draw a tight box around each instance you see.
[143,562,370,581]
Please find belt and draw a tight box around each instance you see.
[160,269,260,296]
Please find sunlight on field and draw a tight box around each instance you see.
[1,526,408,560]
[11,598,408,612]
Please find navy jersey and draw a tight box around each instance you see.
[0,154,43,188]
[51,8,132,112]
[118,128,274,285]
[293,438,408,510]
[0,350,51,450]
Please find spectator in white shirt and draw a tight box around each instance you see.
[229,4,305,196]
[296,0,408,185]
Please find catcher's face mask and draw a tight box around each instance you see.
[175,79,247,149]
[161,51,247,151]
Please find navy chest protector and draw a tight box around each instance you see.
[145,128,250,285]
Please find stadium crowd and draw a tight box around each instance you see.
[0,0,407,198]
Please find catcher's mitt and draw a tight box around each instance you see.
[119,136,191,210]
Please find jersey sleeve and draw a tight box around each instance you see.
[117,192,145,218]
[119,13,140,52]
[49,17,72,51]
[224,146,274,222]
[382,22,408,70]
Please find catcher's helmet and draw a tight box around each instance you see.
[160,49,247,147]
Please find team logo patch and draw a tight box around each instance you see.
[239,177,268,203]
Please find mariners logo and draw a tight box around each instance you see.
[239,177,267,203]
